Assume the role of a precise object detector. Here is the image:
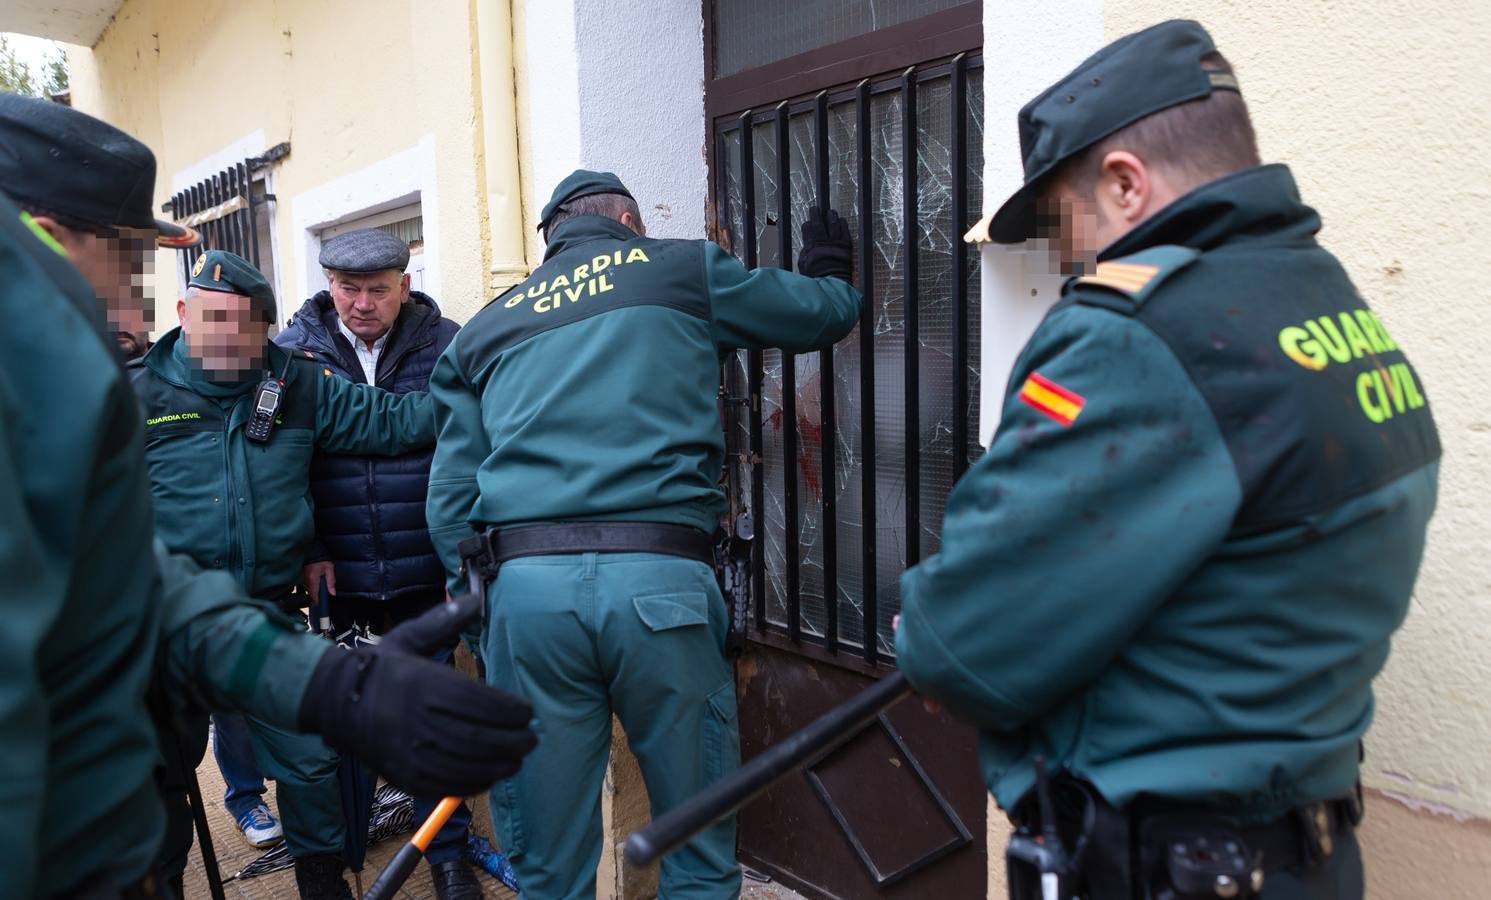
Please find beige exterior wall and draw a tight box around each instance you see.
[68,0,495,328]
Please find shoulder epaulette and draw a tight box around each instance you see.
[1064,245,1200,313]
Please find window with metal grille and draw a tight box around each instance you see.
[712,49,984,668]
[165,142,287,296]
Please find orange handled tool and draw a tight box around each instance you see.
[362,796,463,900]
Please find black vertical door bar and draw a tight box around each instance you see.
[173,192,189,285]
[242,162,262,268]
[856,80,879,667]
[738,117,767,634]
[901,68,921,568]
[191,184,205,250]
[774,104,801,643]
[226,167,244,260]
[812,91,838,653]
[209,174,224,252]
[950,54,970,479]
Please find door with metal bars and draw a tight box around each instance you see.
[165,143,286,308]
[707,1,988,895]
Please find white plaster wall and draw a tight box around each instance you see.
[1101,0,1491,826]
[975,1,1104,444]
[513,0,584,265]
[574,0,708,240]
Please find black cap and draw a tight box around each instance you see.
[0,92,201,248]
[989,19,1238,244]
[188,249,275,317]
[318,228,410,274]
[538,169,633,233]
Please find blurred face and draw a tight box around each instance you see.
[327,269,409,345]
[31,218,156,340]
[176,290,269,383]
[1037,150,1181,275]
[1035,185,1108,276]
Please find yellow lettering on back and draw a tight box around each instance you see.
[550,274,570,289]
[592,255,610,273]
[1357,371,1386,423]
[625,248,650,264]
[1304,318,1352,364]
[565,285,584,303]
[597,273,615,293]
[534,294,557,314]
[1278,326,1328,371]
[526,280,547,298]
[573,263,590,282]
[1337,313,1375,359]
[1354,310,1388,354]
[504,293,524,309]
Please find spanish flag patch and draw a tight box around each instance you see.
[1018,372,1085,427]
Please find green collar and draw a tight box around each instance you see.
[543,215,640,262]
[1101,164,1320,261]
[145,326,285,398]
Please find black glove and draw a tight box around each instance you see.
[796,206,854,282]
[298,593,537,798]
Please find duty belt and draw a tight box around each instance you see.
[458,522,715,585]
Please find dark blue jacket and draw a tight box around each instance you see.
[275,290,458,602]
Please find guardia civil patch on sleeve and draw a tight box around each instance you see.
[1018,372,1086,427]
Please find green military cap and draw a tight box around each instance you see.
[538,169,633,233]
[989,19,1240,244]
[188,249,275,316]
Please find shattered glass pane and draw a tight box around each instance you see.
[916,75,957,562]
[713,64,984,661]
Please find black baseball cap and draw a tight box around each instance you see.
[0,92,201,247]
[539,169,634,234]
[989,19,1239,243]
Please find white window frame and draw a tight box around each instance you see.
[289,136,443,313]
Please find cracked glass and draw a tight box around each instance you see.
[716,62,983,659]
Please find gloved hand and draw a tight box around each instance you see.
[298,593,537,798]
[796,206,854,282]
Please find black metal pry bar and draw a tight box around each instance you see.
[623,671,912,867]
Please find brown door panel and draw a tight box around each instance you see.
[737,645,987,898]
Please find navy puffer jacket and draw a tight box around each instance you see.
[275,291,459,602]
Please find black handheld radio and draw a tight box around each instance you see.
[246,355,293,444]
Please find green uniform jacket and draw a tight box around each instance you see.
[0,195,335,900]
[428,216,861,585]
[129,329,435,599]
[895,165,1441,821]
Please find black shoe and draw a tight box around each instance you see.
[293,854,353,900]
[431,858,483,900]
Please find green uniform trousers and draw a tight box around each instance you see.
[481,552,741,899]
[242,716,345,858]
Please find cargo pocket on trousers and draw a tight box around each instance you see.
[491,774,526,856]
[632,590,710,632]
[702,680,741,784]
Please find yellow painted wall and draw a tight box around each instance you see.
[68,0,494,327]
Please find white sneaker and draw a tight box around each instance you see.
[234,803,284,848]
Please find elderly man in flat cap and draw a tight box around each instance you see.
[276,230,478,899]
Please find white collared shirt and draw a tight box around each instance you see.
[336,318,389,385]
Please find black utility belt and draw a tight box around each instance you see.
[458,522,715,580]
[1007,779,1364,900]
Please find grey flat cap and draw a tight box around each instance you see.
[319,228,410,273]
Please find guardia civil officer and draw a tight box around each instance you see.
[0,93,538,900]
[130,248,443,898]
[428,171,862,898]
[893,21,1439,900]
